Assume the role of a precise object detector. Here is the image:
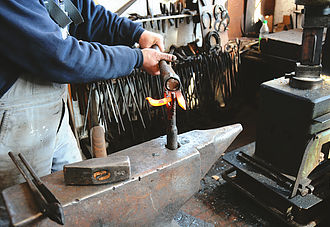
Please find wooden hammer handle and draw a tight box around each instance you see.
[90,126,107,158]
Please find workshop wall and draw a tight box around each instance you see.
[274,0,296,25]
[227,0,275,39]
[228,0,244,39]
[97,0,201,50]
[261,0,275,16]
[97,0,167,15]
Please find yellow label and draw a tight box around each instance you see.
[93,170,111,181]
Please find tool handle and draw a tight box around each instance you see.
[8,152,48,212]
[91,126,107,158]
[152,45,181,92]
[18,153,62,205]
[18,153,42,184]
[9,152,39,191]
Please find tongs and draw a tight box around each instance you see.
[8,152,65,225]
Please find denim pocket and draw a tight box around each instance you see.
[0,100,63,179]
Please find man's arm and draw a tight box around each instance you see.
[0,0,143,83]
[70,0,144,46]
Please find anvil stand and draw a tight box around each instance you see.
[223,1,330,226]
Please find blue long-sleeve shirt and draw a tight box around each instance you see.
[0,0,145,96]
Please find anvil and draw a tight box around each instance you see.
[2,124,242,226]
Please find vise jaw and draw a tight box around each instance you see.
[2,124,242,226]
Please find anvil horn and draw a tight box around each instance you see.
[2,124,243,227]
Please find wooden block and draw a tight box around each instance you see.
[283,15,291,25]
[283,15,293,29]
[265,15,273,33]
[274,23,285,32]
[64,156,131,185]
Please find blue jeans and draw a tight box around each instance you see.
[0,75,82,192]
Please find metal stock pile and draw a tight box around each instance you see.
[71,40,240,155]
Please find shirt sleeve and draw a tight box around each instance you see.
[0,0,144,84]
[69,0,145,46]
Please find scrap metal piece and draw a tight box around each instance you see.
[2,124,242,226]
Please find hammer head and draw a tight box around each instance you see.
[63,156,131,185]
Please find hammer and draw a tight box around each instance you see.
[65,87,131,185]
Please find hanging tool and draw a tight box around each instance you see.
[177,2,184,24]
[170,3,179,28]
[117,78,135,139]
[126,77,147,129]
[108,80,126,132]
[83,84,93,134]
[8,152,65,225]
[146,0,154,28]
[201,11,212,30]
[159,4,167,32]
[115,0,138,16]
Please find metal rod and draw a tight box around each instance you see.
[237,152,294,190]
[135,14,194,23]
[117,79,135,138]
[83,84,93,133]
[126,77,146,129]
[166,92,178,150]
[109,80,126,132]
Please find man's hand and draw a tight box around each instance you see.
[141,48,176,75]
[139,31,165,52]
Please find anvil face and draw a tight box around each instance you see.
[2,124,242,227]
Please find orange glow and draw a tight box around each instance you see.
[146,91,187,110]
[93,170,111,181]
[146,97,172,107]
[176,91,186,110]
